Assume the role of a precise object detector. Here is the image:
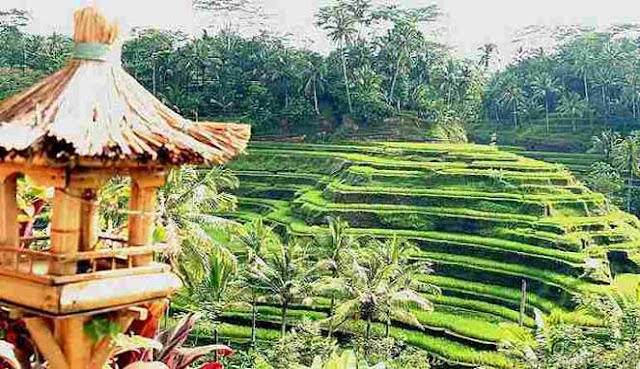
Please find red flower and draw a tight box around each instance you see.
[199,362,224,369]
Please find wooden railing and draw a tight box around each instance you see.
[0,234,167,278]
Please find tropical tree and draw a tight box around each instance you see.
[590,130,622,164]
[245,241,312,336]
[499,72,524,127]
[530,72,559,132]
[234,218,279,346]
[478,43,497,71]
[557,92,588,132]
[613,135,640,212]
[329,244,431,348]
[314,217,359,337]
[316,1,358,113]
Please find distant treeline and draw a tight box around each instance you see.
[0,2,484,136]
[485,29,640,132]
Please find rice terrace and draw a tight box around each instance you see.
[0,1,640,369]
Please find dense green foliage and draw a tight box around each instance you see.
[0,1,484,137]
[484,28,640,133]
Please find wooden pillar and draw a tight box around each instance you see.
[50,187,82,275]
[128,174,162,267]
[0,174,19,268]
[79,189,99,252]
[59,317,91,369]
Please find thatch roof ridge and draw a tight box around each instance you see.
[0,6,250,168]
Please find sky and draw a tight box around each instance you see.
[4,0,640,63]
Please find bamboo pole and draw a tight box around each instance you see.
[0,174,19,268]
[128,176,160,267]
[50,188,82,275]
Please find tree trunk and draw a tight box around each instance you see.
[340,40,353,114]
[281,301,289,337]
[389,50,404,105]
[513,103,518,128]
[385,305,391,338]
[328,296,335,338]
[214,327,219,362]
[545,100,550,133]
[627,173,633,213]
[519,280,527,327]
[583,73,589,103]
[251,294,257,347]
[313,78,320,115]
[572,116,576,132]
[365,316,372,350]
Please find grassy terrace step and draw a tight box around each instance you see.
[235,171,323,186]
[240,148,564,174]
[294,190,544,232]
[418,252,607,297]
[325,181,603,217]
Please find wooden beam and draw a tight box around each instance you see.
[89,309,141,369]
[23,317,69,369]
[59,317,91,369]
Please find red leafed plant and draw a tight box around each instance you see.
[116,311,232,369]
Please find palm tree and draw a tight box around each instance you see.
[157,166,239,258]
[369,236,438,337]
[314,217,359,337]
[478,43,497,71]
[590,130,622,164]
[499,73,524,127]
[245,241,311,336]
[613,135,640,212]
[330,246,431,349]
[317,1,357,114]
[557,92,588,132]
[302,56,327,116]
[233,218,279,346]
[566,36,596,104]
[530,72,559,132]
[178,239,239,352]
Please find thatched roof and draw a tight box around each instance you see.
[0,7,250,168]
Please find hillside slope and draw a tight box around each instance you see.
[219,141,640,368]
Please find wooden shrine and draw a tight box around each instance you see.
[0,6,250,369]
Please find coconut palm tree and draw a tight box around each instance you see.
[499,72,524,127]
[245,241,312,336]
[530,72,559,132]
[590,130,622,164]
[314,217,359,337]
[330,246,431,348]
[368,236,439,337]
[613,135,640,212]
[316,1,358,113]
[557,92,588,132]
[233,218,279,346]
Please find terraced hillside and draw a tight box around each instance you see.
[217,141,640,368]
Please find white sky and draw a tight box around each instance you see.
[4,0,640,62]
